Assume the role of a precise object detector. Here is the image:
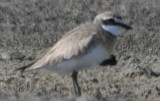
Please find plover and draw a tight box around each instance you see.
[16,11,132,96]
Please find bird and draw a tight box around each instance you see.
[16,11,132,96]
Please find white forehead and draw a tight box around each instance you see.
[102,17,113,20]
[102,17,123,23]
[94,11,122,24]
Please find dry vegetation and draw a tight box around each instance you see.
[0,0,160,101]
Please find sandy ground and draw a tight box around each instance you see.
[0,0,160,101]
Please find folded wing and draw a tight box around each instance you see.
[16,23,98,71]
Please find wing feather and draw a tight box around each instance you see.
[46,23,98,64]
[16,23,98,71]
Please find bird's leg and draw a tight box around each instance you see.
[71,71,81,96]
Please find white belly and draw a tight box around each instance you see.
[45,45,111,74]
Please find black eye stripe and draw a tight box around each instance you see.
[107,19,115,22]
[102,19,115,24]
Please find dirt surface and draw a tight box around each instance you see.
[0,0,160,101]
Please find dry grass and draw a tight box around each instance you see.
[0,0,159,55]
[0,0,160,101]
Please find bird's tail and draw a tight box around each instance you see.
[15,57,48,72]
[15,61,36,72]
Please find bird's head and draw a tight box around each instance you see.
[94,11,132,36]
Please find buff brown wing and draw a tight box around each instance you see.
[16,23,98,71]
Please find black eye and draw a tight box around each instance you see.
[116,15,122,20]
[102,18,115,25]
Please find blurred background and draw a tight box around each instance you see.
[0,0,160,101]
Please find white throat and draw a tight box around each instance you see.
[102,25,123,36]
